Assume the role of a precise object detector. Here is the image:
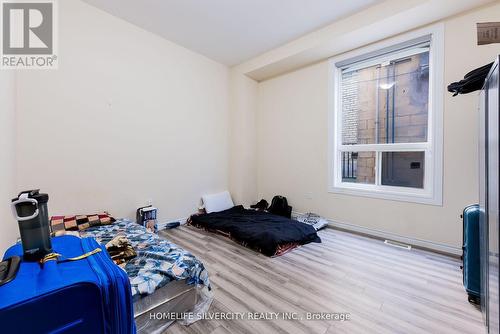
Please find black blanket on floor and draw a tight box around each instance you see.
[190,205,321,256]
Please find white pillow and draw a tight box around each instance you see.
[202,191,234,213]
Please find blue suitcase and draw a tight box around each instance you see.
[461,204,481,303]
[0,235,136,334]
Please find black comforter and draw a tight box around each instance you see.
[190,206,321,256]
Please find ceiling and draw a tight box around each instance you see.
[82,0,381,66]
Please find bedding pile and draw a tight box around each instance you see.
[189,205,321,256]
[105,235,137,266]
[80,219,211,301]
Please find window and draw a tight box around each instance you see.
[329,26,443,205]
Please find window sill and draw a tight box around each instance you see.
[328,184,442,206]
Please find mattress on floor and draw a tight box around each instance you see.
[134,279,208,333]
[189,205,321,256]
[79,219,213,330]
[134,279,194,316]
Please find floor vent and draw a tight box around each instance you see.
[384,239,412,250]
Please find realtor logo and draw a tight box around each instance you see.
[1,0,58,69]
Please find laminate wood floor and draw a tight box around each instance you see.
[160,225,484,334]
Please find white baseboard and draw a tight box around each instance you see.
[157,217,188,231]
[293,211,461,256]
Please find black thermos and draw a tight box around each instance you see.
[11,190,52,261]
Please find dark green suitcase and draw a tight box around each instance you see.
[461,204,481,303]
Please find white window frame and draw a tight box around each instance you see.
[328,24,444,206]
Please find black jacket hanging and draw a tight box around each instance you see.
[448,62,493,96]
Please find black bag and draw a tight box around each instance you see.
[268,195,292,219]
[250,199,269,211]
[448,62,493,96]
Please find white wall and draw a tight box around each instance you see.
[15,0,229,222]
[256,3,500,249]
[228,70,258,206]
[6,0,500,254]
[0,71,18,253]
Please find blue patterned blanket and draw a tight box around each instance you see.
[80,219,210,301]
